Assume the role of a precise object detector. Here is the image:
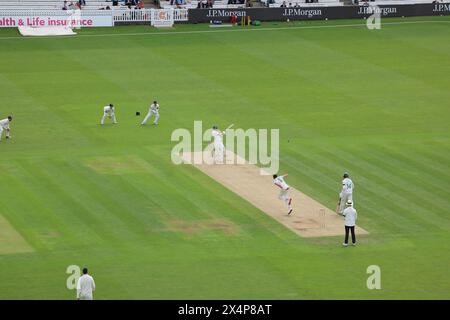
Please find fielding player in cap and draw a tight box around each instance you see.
[342,199,357,246]
[211,125,225,163]
[141,100,160,125]
[337,172,354,214]
[101,104,117,125]
[0,115,12,141]
[273,173,293,215]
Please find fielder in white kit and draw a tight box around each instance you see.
[141,100,160,125]
[273,173,293,215]
[0,116,12,141]
[76,267,96,300]
[101,104,117,125]
[211,125,225,163]
[337,172,354,214]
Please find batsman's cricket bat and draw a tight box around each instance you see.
[336,199,341,214]
[225,123,234,130]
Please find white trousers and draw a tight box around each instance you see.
[101,112,117,124]
[339,192,353,214]
[213,142,224,163]
[278,189,292,209]
[142,110,159,124]
[0,126,9,140]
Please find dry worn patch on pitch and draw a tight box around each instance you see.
[0,214,34,254]
[85,155,154,175]
[180,151,368,238]
[165,219,239,236]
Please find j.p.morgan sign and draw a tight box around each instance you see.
[282,8,323,18]
[206,9,247,18]
[356,6,397,16]
[433,3,450,13]
[188,4,450,23]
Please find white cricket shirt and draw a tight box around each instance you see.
[150,103,159,113]
[274,176,289,190]
[77,274,96,299]
[0,118,10,129]
[342,178,354,194]
[212,129,223,144]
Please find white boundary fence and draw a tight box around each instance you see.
[113,9,188,23]
[0,9,189,28]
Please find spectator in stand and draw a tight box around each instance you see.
[280,1,287,7]
[206,0,213,8]
[79,0,86,6]
[246,0,253,7]
[137,0,144,8]
[294,2,300,7]
[62,0,68,10]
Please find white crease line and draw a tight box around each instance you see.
[0,20,449,40]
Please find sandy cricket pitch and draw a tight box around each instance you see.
[179,150,368,238]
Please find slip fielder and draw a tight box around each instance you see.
[273,173,293,215]
[101,104,117,125]
[141,100,160,125]
[0,116,12,141]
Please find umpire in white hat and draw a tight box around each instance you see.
[342,199,357,246]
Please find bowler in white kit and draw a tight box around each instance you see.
[338,172,354,214]
[273,173,293,215]
[101,104,117,125]
[141,100,160,125]
[0,116,12,141]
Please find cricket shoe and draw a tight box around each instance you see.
[288,209,293,215]
[342,243,348,247]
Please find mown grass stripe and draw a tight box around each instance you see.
[314,146,449,232]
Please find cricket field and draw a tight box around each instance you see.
[0,16,449,299]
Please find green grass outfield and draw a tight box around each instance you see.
[0,16,449,299]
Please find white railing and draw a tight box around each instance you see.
[113,8,189,22]
[0,9,113,17]
[0,8,188,23]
